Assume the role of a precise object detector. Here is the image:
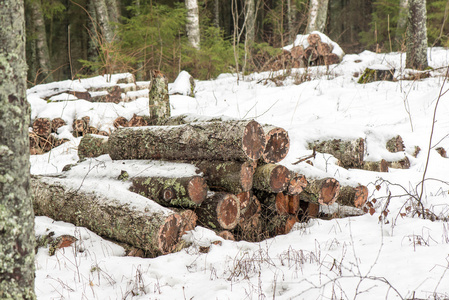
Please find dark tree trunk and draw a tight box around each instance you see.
[0,0,36,297]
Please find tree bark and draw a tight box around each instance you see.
[0,0,36,297]
[234,195,262,242]
[185,0,201,49]
[396,0,409,43]
[253,164,291,193]
[108,120,266,162]
[149,70,170,124]
[261,125,290,164]
[301,178,340,205]
[386,135,405,153]
[32,177,186,256]
[406,0,428,70]
[78,134,109,159]
[306,0,329,33]
[308,138,365,169]
[93,0,114,44]
[28,0,53,83]
[336,185,368,208]
[193,160,257,194]
[130,176,208,208]
[196,192,241,230]
[287,173,308,195]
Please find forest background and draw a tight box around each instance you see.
[26,0,448,85]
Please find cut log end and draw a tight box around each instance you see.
[354,186,369,208]
[263,127,290,163]
[157,213,183,254]
[187,176,208,205]
[277,215,298,235]
[217,194,240,229]
[319,178,340,205]
[240,161,257,191]
[275,193,289,215]
[270,165,291,193]
[287,174,308,195]
[242,120,266,161]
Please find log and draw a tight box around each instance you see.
[108,120,266,162]
[336,185,368,208]
[304,46,319,62]
[130,176,208,208]
[33,117,51,137]
[196,192,240,230]
[301,178,340,205]
[386,135,405,153]
[72,117,90,137]
[264,214,298,236]
[261,125,290,164]
[317,41,332,56]
[90,86,122,103]
[234,195,262,242]
[287,173,308,195]
[288,194,301,215]
[236,191,252,213]
[290,46,304,60]
[324,53,341,65]
[308,138,365,169]
[218,231,235,241]
[253,164,291,193]
[32,177,185,256]
[113,116,129,128]
[307,33,321,46]
[174,209,198,235]
[128,114,150,127]
[363,159,389,172]
[149,70,170,124]
[436,147,447,158]
[193,160,256,194]
[51,118,66,133]
[78,134,109,159]
[298,200,320,221]
[358,66,395,84]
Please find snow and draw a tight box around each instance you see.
[169,70,195,96]
[284,31,345,57]
[30,48,449,299]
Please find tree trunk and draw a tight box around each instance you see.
[78,134,109,159]
[396,0,409,43]
[0,0,36,297]
[214,0,220,28]
[301,177,340,205]
[185,0,201,49]
[193,160,257,194]
[93,0,114,44]
[306,0,329,33]
[308,138,365,169]
[130,176,208,208]
[149,70,170,124]
[261,125,290,164]
[406,0,428,70]
[253,164,291,193]
[196,192,241,230]
[28,0,53,83]
[32,177,186,256]
[105,0,120,25]
[108,120,266,162]
[336,185,368,208]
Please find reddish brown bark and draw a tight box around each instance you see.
[287,173,308,195]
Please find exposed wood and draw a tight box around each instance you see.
[234,195,262,242]
[51,118,66,133]
[290,46,304,59]
[72,117,90,137]
[324,53,341,65]
[113,116,128,128]
[307,33,321,46]
[108,120,266,162]
[78,134,109,159]
[298,200,320,221]
[175,209,198,235]
[128,114,150,127]
[363,157,410,172]
[301,177,340,205]
[33,118,51,137]
[336,185,368,208]
[149,70,170,124]
[308,138,365,169]
[196,192,240,230]
[130,176,208,208]
[253,164,291,193]
[436,147,447,158]
[193,160,256,194]
[304,46,319,62]
[386,135,405,153]
[236,191,252,214]
[287,173,308,195]
[261,125,290,164]
[32,177,184,256]
[317,41,332,55]
[288,194,301,215]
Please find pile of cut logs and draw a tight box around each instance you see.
[272,33,342,70]
[32,118,370,257]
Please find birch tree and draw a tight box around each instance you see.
[306,0,329,33]
[93,0,114,44]
[186,0,201,50]
[406,0,428,70]
[396,0,409,43]
[0,0,36,298]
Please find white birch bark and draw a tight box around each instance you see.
[406,0,428,69]
[186,0,201,50]
[306,0,329,33]
[94,0,114,43]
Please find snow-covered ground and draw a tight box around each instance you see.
[31,48,449,299]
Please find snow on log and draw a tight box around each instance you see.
[301,178,340,205]
[31,176,186,256]
[78,134,109,159]
[196,192,240,230]
[358,65,395,84]
[108,120,266,162]
[261,125,290,164]
[193,160,256,194]
[253,163,291,193]
[336,185,368,208]
[130,176,208,208]
[308,138,365,169]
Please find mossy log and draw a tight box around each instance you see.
[260,125,290,164]
[196,192,240,230]
[149,70,170,124]
[336,185,368,208]
[363,156,410,172]
[301,178,340,205]
[31,177,185,256]
[130,176,208,208]
[253,164,291,193]
[358,66,395,84]
[78,134,109,159]
[193,160,256,194]
[287,173,308,195]
[386,135,405,153]
[108,120,266,162]
[308,138,365,169]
